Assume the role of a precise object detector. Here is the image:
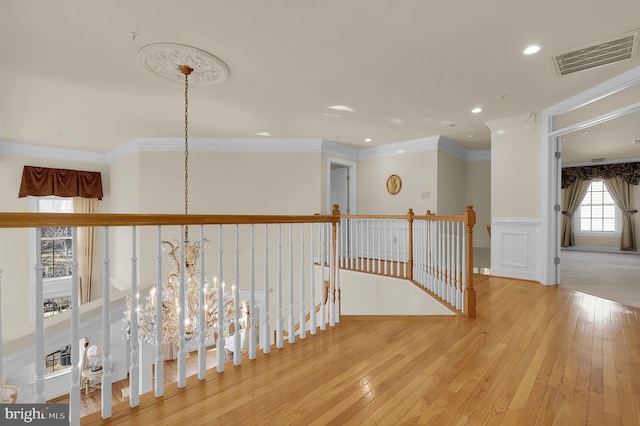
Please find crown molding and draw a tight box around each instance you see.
[485,113,537,136]
[108,137,328,163]
[0,140,108,164]
[2,136,490,165]
[437,136,470,161]
[321,140,360,160]
[358,135,441,160]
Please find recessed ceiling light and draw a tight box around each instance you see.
[471,107,483,114]
[466,133,475,138]
[328,105,355,112]
[364,138,373,143]
[256,132,271,137]
[522,44,543,55]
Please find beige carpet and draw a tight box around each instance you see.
[560,250,640,308]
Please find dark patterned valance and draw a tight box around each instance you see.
[18,166,103,200]
[561,162,640,188]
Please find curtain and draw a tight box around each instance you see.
[562,162,640,188]
[604,176,638,251]
[73,197,98,304]
[561,180,590,247]
[19,166,103,199]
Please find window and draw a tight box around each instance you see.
[577,181,620,233]
[34,197,74,317]
[45,345,72,374]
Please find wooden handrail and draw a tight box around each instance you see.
[0,212,338,228]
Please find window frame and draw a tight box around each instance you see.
[573,180,622,236]
[29,196,74,320]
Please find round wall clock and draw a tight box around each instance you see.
[386,174,402,195]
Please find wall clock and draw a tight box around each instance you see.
[386,174,402,195]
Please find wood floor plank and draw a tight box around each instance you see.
[81,275,640,425]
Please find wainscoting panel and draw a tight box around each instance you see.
[490,218,540,281]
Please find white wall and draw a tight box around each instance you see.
[486,114,541,280]
[357,150,438,215]
[138,151,323,215]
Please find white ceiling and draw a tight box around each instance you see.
[2,1,640,163]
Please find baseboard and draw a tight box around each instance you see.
[562,246,640,255]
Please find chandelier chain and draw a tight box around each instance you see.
[184,70,190,241]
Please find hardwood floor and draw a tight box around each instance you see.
[83,275,640,425]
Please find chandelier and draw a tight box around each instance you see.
[122,45,241,346]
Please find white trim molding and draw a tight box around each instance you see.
[490,218,541,282]
[485,113,536,136]
[2,135,490,165]
[540,64,640,285]
[0,140,108,165]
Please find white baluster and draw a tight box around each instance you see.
[101,227,112,418]
[340,218,345,269]
[349,217,354,270]
[34,228,45,403]
[310,223,317,335]
[396,219,401,277]
[299,224,306,339]
[319,223,326,331]
[216,225,225,372]
[335,227,341,324]
[249,224,257,359]
[68,228,79,424]
[0,268,3,404]
[462,222,467,315]
[447,221,452,304]
[456,222,462,310]
[357,219,362,271]
[198,225,206,379]
[403,219,408,278]
[429,221,435,292]
[263,224,271,354]
[154,226,164,397]
[288,224,295,344]
[445,221,450,299]
[329,222,336,327]
[365,219,370,273]
[277,224,284,347]
[234,225,242,364]
[177,226,187,387]
[129,226,140,405]
[234,282,241,363]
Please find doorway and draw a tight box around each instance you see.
[541,65,640,285]
[327,158,356,215]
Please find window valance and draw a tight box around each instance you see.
[561,162,640,188]
[18,166,103,200]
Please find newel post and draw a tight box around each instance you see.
[407,209,414,281]
[464,205,476,318]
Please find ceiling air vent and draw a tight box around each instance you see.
[552,32,639,76]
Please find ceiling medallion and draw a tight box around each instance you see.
[138,43,229,86]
